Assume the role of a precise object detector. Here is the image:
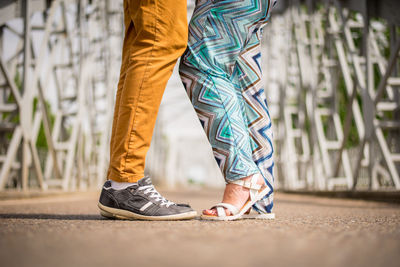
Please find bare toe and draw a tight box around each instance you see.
[202,208,231,216]
[202,209,217,215]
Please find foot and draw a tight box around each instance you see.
[98,176,197,220]
[202,173,265,216]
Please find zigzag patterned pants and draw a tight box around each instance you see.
[179,0,276,213]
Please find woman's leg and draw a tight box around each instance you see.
[235,31,274,213]
[180,67,260,182]
[180,64,267,215]
[180,0,274,214]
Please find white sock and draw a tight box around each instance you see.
[110,180,137,190]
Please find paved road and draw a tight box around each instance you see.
[0,189,399,267]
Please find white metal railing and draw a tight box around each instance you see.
[0,0,123,191]
[263,0,400,191]
[1,0,399,192]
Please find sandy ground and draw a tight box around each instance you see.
[0,189,399,267]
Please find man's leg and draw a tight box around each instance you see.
[98,0,197,221]
[108,0,188,183]
[107,0,136,180]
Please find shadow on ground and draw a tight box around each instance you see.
[0,213,103,220]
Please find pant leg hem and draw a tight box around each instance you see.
[224,170,260,183]
[107,168,144,183]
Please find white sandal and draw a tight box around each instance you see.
[242,209,275,220]
[201,174,271,221]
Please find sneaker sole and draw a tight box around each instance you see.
[98,202,198,221]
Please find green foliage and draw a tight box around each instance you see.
[3,71,55,148]
[337,75,360,148]
[33,97,56,149]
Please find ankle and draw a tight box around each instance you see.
[110,180,137,190]
[237,173,264,185]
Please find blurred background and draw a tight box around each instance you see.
[0,0,399,194]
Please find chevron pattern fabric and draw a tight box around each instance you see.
[179,0,276,213]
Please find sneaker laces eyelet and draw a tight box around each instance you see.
[138,185,175,208]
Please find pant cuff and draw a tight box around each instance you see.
[224,170,260,183]
[107,168,144,183]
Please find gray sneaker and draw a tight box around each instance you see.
[98,176,197,220]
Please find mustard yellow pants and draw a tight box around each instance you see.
[107,0,188,182]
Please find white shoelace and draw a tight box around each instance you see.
[138,185,175,208]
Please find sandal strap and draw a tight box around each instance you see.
[229,177,261,190]
[211,203,239,217]
[216,206,225,217]
[229,174,264,202]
